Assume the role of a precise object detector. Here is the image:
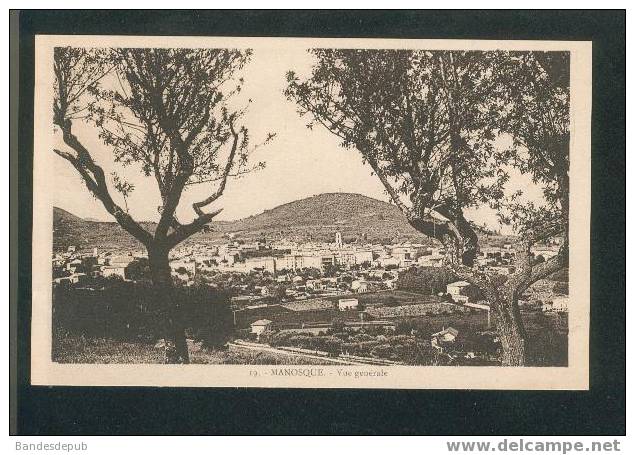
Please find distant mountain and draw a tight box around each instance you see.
[53,192,506,252]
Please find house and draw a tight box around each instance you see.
[417,254,444,267]
[90,269,103,279]
[543,296,568,313]
[260,286,272,297]
[391,244,427,267]
[351,280,369,293]
[250,319,273,337]
[338,298,359,311]
[102,265,126,279]
[109,254,134,267]
[374,256,400,268]
[53,273,86,285]
[431,327,459,351]
[486,265,516,276]
[172,272,191,284]
[447,280,470,295]
[432,326,459,343]
[446,280,479,303]
[278,254,323,271]
[306,279,325,291]
[534,248,558,261]
[353,250,373,265]
[452,294,470,304]
[244,257,276,274]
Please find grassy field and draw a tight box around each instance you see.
[52,335,331,364]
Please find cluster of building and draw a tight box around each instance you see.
[53,232,446,281]
[52,233,565,308]
[207,232,439,274]
[52,247,144,285]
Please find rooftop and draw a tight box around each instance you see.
[250,319,273,326]
[431,327,459,338]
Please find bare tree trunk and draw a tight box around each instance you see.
[488,288,527,366]
[451,224,528,365]
[148,244,189,364]
[435,206,479,268]
[412,208,529,366]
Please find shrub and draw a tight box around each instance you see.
[52,282,233,347]
[396,267,458,295]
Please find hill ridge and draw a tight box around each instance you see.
[53,192,502,252]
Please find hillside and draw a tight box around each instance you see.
[53,192,507,252]
[53,207,156,252]
[212,193,435,244]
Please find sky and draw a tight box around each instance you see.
[52,47,544,233]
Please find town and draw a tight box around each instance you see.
[52,231,569,366]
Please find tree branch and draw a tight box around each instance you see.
[161,121,241,247]
[185,168,257,186]
[166,208,223,248]
[52,128,153,247]
[509,236,568,297]
[363,152,412,218]
[528,247,568,285]
[191,121,240,217]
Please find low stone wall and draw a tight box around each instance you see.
[366,302,468,318]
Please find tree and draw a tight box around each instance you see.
[286,50,505,265]
[53,47,273,363]
[482,51,569,365]
[323,263,342,277]
[285,49,569,365]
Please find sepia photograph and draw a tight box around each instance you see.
[29,35,591,389]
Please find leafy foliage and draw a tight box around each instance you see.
[491,52,570,237]
[285,50,505,222]
[86,48,256,193]
[53,47,274,249]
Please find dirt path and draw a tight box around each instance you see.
[227,342,364,365]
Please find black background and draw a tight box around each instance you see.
[12,10,625,435]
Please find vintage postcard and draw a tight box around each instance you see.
[31,35,591,388]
